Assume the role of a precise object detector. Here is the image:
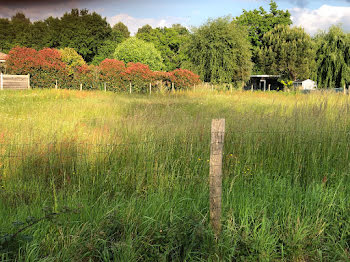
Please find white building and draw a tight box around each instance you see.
[293,79,317,90]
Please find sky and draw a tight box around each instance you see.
[0,0,349,35]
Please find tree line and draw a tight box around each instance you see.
[0,1,349,88]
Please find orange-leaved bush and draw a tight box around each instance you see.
[169,69,200,90]
[6,46,69,88]
[99,59,126,91]
[74,64,100,90]
[122,62,154,92]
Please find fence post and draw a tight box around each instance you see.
[55,80,58,90]
[344,84,346,95]
[268,84,271,92]
[210,118,225,239]
[129,82,132,94]
[80,83,82,91]
[172,82,175,93]
[1,72,3,90]
[27,74,30,89]
[104,82,107,92]
[251,84,253,92]
[149,82,152,95]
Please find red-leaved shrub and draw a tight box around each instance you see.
[169,69,200,90]
[122,62,154,92]
[6,47,69,88]
[74,64,100,89]
[99,59,126,91]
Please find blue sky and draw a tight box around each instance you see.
[0,0,349,34]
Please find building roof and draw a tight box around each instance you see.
[250,75,281,78]
[0,52,8,61]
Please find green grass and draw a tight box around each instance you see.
[0,88,349,261]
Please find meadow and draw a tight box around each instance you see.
[0,88,349,261]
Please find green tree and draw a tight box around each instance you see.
[0,18,13,52]
[236,0,292,72]
[112,22,130,43]
[10,13,32,48]
[314,26,350,88]
[92,22,130,65]
[184,17,252,84]
[136,24,190,71]
[58,9,112,62]
[114,37,164,71]
[29,21,50,50]
[59,47,86,74]
[258,25,315,81]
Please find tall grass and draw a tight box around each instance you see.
[0,89,349,261]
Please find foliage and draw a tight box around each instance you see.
[59,47,86,75]
[58,9,112,63]
[122,62,154,92]
[114,37,165,71]
[314,26,350,88]
[6,46,69,88]
[112,22,130,43]
[99,59,126,91]
[136,24,190,71]
[74,64,100,89]
[184,17,252,84]
[280,80,294,90]
[258,25,315,81]
[236,0,292,71]
[169,69,201,90]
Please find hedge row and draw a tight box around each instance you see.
[6,47,201,91]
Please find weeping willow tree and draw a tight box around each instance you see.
[258,25,315,81]
[314,26,350,88]
[183,17,252,84]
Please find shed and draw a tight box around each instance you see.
[245,75,283,91]
[0,52,8,73]
[293,79,317,90]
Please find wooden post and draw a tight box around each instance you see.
[193,84,196,92]
[172,82,175,93]
[344,84,346,95]
[28,74,30,89]
[104,82,107,92]
[268,84,271,92]
[55,80,58,90]
[129,82,132,94]
[80,83,82,91]
[210,118,225,239]
[149,82,152,95]
[251,84,253,92]
[1,72,3,90]
[211,84,214,92]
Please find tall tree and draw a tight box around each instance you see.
[10,13,32,48]
[0,18,13,52]
[184,17,252,84]
[314,26,350,88]
[114,37,164,71]
[58,9,112,62]
[92,22,130,65]
[136,24,190,71]
[236,0,292,72]
[112,22,130,43]
[29,21,50,50]
[258,25,315,81]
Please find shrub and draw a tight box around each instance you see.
[114,37,165,71]
[99,59,126,91]
[74,64,100,90]
[59,47,86,75]
[169,69,200,90]
[122,62,154,92]
[6,46,69,89]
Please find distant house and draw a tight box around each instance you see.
[246,75,283,91]
[0,52,8,73]
[293,79,317,90]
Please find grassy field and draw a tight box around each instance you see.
[0,88,349,261]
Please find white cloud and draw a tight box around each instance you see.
[291,5,350,35]
[108,13,189,35]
